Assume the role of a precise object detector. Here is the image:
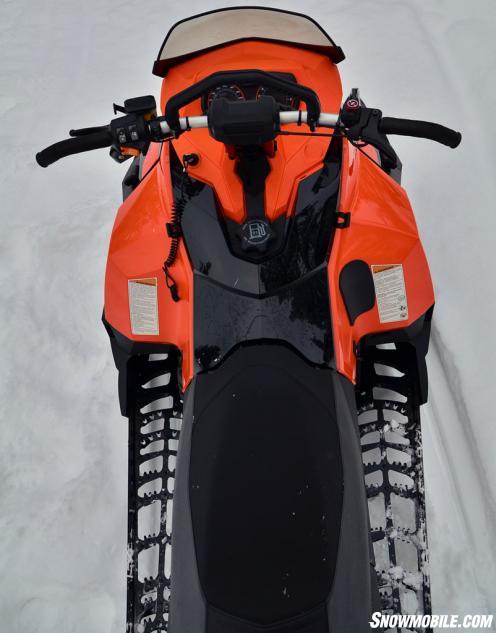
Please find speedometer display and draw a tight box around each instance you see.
[201,74,300,113]
[256,85,298,110]
[203,84,245,111]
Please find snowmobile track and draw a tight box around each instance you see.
[357,345,432,633]
[126,351,183,633]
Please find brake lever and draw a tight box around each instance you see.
[69,125,110,137]
[341,102,398,169]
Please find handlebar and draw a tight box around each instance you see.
[155,111,461,148]
[379,117,461,148]
[34,111,340,168]
[36,128,112,168]
[35,105,461,168]
[155,111,340,135]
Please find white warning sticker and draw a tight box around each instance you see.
[371,264,408,324]
[128,278,159,335]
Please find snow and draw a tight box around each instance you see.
[1,0,495,631]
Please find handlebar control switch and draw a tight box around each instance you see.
[109,111,153,162]
[109,95,158,162]
[116,128,128,144]
[129,125,139,142]
[345,99,360,112]
[341,88,363,127]
[109,146,131,163]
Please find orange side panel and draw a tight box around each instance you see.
[141,141,161,174]
[329,141,435,383]
[104,145,194,387]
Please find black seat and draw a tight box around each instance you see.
[189,344,343,632]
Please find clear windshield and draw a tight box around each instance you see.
[155,8,341,72]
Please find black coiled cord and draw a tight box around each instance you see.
[164,197,185,267]
[163,163,188,302]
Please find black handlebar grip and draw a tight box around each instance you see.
[36,129,112,167]
[379,117,461,148]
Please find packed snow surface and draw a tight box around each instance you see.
[1,0,495,631]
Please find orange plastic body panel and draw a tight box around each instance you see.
[161,41,342,222]
[141,141,161,174]
[104,39,434,390]
[105,40,342,388]
[329,141,434,382]
[104,146,195,386]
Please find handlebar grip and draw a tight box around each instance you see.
[379,117,461,148]
[36,129,112,167]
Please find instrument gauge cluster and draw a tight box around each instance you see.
[203,84,246,112]
[255,85,299,110]
[201,73,300,113]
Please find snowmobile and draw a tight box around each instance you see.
[36,7,461,633]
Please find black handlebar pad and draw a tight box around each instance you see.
[379,117,461,148]
[164,69,321,132]
[36,129,112,167]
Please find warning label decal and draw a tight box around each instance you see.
[371,264,408,324]
[128,278,159,335]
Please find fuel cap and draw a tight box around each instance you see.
[238,219,274,253]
